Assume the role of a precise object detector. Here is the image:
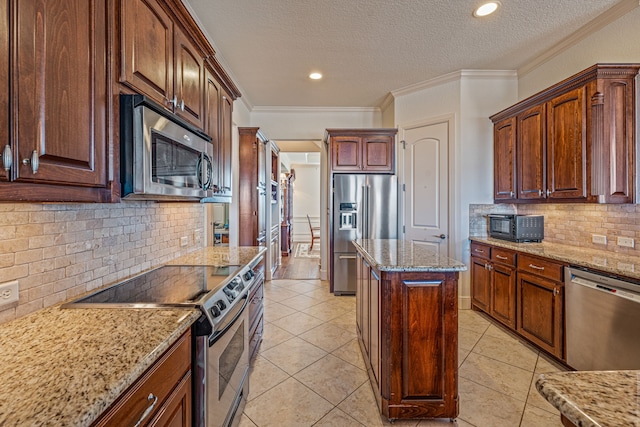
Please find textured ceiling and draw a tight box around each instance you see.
[184,0,623,108]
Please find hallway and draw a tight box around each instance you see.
[274,242,321,280]
[241,274,567,426]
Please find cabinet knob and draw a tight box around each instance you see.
[538,189,544,197]
[546,189,552,197]
[22,150,39,174]
[179,99,185,111]
[169,95,178,108]
[553,287,559,296]
[2,145,11,171]
[509,191,515,198]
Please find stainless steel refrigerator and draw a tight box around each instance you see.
[331,174,398,295]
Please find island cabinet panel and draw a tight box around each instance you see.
[491,64,640,204]
[356,250,459,421]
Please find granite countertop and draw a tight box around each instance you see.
[0,245,266,426]
[536,370,640,426]
[470,237,640,281]
[352,239,467,272]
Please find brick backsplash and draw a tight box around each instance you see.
[0,202,205,324]
[470,203,640,255]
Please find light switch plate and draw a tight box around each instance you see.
[591,234,607,245]
[617,236,634,248]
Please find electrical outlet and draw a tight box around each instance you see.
[180,236,188,247]
[591,234,607,245]
[194,229,202,244]
[617,236,635,248]
[0,280,19,307]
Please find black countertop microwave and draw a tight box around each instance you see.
[488,214,544,243]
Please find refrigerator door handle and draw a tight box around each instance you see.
[338,254,357,259]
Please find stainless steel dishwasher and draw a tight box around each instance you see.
[565,266,640,371]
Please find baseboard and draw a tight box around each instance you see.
[459,296,471,310]
[320,268,328,281]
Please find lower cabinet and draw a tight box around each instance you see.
[93,329,192,427]
[470,241,565,360]
[356,252,458,420]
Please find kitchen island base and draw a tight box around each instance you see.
[354,240,465,421]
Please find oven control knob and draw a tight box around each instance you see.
[210,305,221,318]
[243,270,254,281]
[216,300,226,311]
[223,287,235,300]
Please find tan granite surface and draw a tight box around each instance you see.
[0,305,200,426]
[471,237,640,281]
[536,370,640,427]
[0,246,265,426]
[352,239,467,272]
[167,245,266,267]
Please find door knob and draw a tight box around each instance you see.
[434,234,446,239]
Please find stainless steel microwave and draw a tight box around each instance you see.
[120,95,213,200]
[488,214,544,242]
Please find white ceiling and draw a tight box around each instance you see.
[184,0,625,109]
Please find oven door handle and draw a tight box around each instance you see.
[209,294,249,347]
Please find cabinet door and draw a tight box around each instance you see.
[174,26,205,129]
[120,0,174,106]
[362,134,394,172]
[0,0,7,182]
[493,117,516,201]
[517,272,563,358]
[219,87,233,195]
[14,0,107,187]
[205,70,221,192]
[546,87,587,200]
[470,257,491,312]
[491,263,516,329]
[369,268,381,387]
[517,105,546,200]
[331,136,361,171]
[361,259,371,355]
[149,372,192,427]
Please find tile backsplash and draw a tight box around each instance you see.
[0,202,205,324]
[470,203,640,255]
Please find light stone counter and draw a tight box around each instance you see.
[470,237,640,281]
[536,370,640,426]
[0,246,265,426]
[352,239,467,272]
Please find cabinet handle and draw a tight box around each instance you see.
[538,189,544,197]
[509,191,514,198]
[2,145,11,171]
[22,150,39,174]
[553,287,559,296]
[496,255,508,260]
[474,249,485,253]
[134,393,158,427]
[179,99,185,111]
[528,263,545,271]
[484,263,492,271]
[168,95,178,108]
[546,189,552,197]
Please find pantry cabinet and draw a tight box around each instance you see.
[491,64,640,204]
[326,129,397,173]
[120,0,205,129]
[205,69,233,199]
[238,128,268,247]
[0,0,111,202]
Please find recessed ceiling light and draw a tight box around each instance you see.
[473,1,500,17]
[309,72,322,80]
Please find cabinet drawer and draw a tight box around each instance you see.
[470,242,491,260]
[94,330,191,427]
[491,248,516,267]
[517,254,564,282]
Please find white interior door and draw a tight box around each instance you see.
[401,121,450,255]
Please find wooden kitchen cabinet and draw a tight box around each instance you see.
[356,252,458,420]
[0,0,111,202]
[238,128,268,247]
[120,0,205,129]
[94,329,192,427]
[0,0,8,183]
[248,277,264,361]
[326,129,397,173]
[471,256,491,312]
[491,64,640,204]
[205,69,233,199]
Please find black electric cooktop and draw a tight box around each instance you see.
[64,265,241,306]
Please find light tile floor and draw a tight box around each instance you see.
[241,279,567,427]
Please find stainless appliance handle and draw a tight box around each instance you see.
[338,255,357,259]
[363,185,369,239]
[209,294,249,346]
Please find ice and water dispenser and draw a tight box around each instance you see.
[339,203,357,230]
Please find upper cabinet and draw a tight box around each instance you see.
[326,129,397,173]
[120,0,205,129]
[491,64,640,204]
[205,69,233,199]
[0,0,111,202]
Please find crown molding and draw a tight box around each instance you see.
[380,93,395,111]
[251,106,380,114]
[391,70,517,98]
[518,0,640,77]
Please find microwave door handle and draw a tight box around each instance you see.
[198,153,213,190]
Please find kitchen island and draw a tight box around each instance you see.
[352,239,467,421]
[536,370,640,427]
[0,246,265,426]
